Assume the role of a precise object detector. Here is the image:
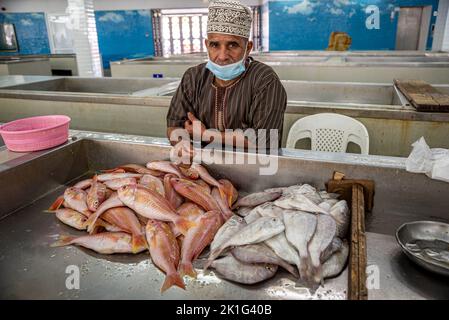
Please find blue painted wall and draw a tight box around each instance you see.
[0,12,50,55]
[269,0,439,51]
[95,10,154,69]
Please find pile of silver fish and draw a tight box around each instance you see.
[48,161,238,293]
[204,184,350,286]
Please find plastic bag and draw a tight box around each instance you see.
[405,137,449,183]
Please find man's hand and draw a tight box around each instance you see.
[170,140,196,166]
[184,112,206,138]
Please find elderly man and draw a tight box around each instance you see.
[167,0,287,155]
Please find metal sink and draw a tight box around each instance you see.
[1,77,178,95]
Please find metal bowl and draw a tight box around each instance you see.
[396,221,449,277]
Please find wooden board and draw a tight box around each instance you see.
[394,79,449,112]
[327,177,371,300]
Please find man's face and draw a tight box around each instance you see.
[205,33,253,66]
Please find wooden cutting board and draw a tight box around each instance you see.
[394,79,449,112]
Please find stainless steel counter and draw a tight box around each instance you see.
[0,130,448,299]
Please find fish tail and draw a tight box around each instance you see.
[83,213,100,234]
[51,235,75,247]
[47,195,64,211]
[179,261,197,279]
[161,272,186,293]
[175,217,196,236]
[203,248,221,272]
[131,234,148,253]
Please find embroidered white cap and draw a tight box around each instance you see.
[207,0,252,39]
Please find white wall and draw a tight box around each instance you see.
[1,0,262,13]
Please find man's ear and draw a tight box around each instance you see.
[246,41,254,56]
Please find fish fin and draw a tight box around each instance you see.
[51,235,75,247]
[179,262,197,279]
[203,248,222,272]
[132,234,148,253]
[48,195,64,211]
[161,273,186,293]
[84,213,102,234]
[174,217,196,236]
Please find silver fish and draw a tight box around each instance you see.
[322,240,349,279]
[244,209,262,224]
[264,187,288,194]
[210,255,278,285]
[274,194,329,215]
[257,203,285,220]
[210,215,246,255]
[283,210,317,279]
[205,217,285,270]
[308,214,337,284]
[236,206,253,217]
[232,191,282,209]
[264,232,300,267]
[232,243,298,277]
[321,237,343,262]
[329,200,350,238]
[319,191,340,200]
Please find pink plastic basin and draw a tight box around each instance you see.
[0,115,71,152]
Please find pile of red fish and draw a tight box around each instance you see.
[48,161,238,293]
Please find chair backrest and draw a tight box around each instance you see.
[286,113,369,154]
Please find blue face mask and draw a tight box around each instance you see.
[206,47,247,81]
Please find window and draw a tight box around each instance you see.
[152,7,261,57]
[46,14,75,54]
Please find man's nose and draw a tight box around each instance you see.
[216,47,231,64]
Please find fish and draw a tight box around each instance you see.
[322,240,349,279]
[51,232,147,254]
[204,217,285,270]
[164,174,184,209]
[264,232,300,267]
[321,237,343,262]
[84,192,125,234]
[308,214,337,284]
[231,243,299,277]
[102,207,147,253]
[86,176,108,212]
[232,191,282,209]
[244,209,262,224]
[210,255,278,285]
[55,208,87,230]
[179,166,199,180]
[218,179,239,206]
[274,194,329,215]
[211,187,233,221]
[97,173,143,182]
[170,178,222,213]
[104,178,137,191]
[264,187,288,194]
[73,179,93,190]
[177,202,205,220]
[169,202,205,237]
[283,210,317,279]
[145,220,185,292]
[329,200,350,238]
[146,161,183,178]
[179,211,223,278]
[236,206,253,217]
[257,202,285,220]
[192,179,211,194]
[62,187,91,216]
[189,163,222,189]
[117,185,195,236]
[104,163,163,176]
[139,174,165,196]
[319,191,340,200]
[209,215,246,256]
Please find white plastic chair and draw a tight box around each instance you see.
[286,113,369,154]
